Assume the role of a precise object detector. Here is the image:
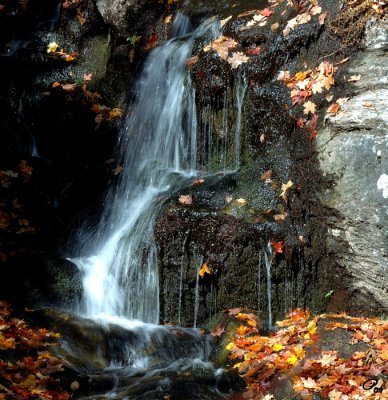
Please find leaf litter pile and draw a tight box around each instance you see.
[0,301,70,400]
[223,309,388,399]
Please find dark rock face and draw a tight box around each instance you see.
[317,20,388,315]
[0,255,82,310]
[155,1,344,327]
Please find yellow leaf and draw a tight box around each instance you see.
[273,343,284,352]
[52,81,61,88]
[226,342,236,351]
[47,42,59,53]
[199,262,211,277]
[287,353,298,365]
[236,198,248,205]
[280,180,293,200]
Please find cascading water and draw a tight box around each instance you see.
[70,15,219,324]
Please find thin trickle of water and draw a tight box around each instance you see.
[196,75,247,172]
[234,73,247,168]
[264,242,273,328]
[193,259,202,328]
[178,234,189,324]
[257,251,262,312]
[69,14,220,323]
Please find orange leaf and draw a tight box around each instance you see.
[199,262,211,277]
[271,240,284,254]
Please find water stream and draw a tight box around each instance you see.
[70,15,219,324]
[65,13,248,398]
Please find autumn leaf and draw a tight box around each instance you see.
[203,36,237,60]
[271,240,284,254]
[47,42,59,53]
[129,48,135,63]
[178,194,193,205]
[186,55,199,70]
[211,325,225,337]
[303,101,316,115]
[260,170,272,182]
[83,72,93,81]
[280,180,293,201]
[363,101,376,109]
[191,178,204,186]
[145,32,158,51]
[227,52,249,69]
[227,308,242,316]
[112,165,124,175]
[259,8,273,17]
[199,262,211,277]
[236,198,248,206]
[327,103,341,114]
[107,108,124,120]
[348,74,361,82]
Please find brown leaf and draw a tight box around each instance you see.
[260,170,272,182]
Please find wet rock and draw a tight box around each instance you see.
[0,255,82,310]
[316,20,388,315]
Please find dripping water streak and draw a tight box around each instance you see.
[193,260,202,328]
[257,251,262,312]
[178,234,189,324]
[264,243,273,328]
[234,73,247,168]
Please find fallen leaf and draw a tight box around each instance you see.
[164,15,172,24]
[259,8,273,17]
[191,178,205,186]
[187,55,199,69]
[271,22,280,31]
[227,308,242,316]
[204,36,238,60]
[112,166,123,175]
[47,42,59,53]
[261,170,272,181]
[83,72,93,81]
[348,74,361,82]
[327,103,341,114]
[260,133,265,143]
[273,213,287,223]
[303,101,316,115]
[318,12,327,25]
[129,48,135,63]
[145,32,158,51]
[211,325,225,337]
[227,52,249,69]
[51,81,61,88]
[61,83,78,92]
[271,240,284,253]
[199,262,211,277]
[108,108,124,120]
[179,194,193,205]
[236,198,248,206]
[280,180,293,201]
[225,194,233,203]
[363,101,376,109]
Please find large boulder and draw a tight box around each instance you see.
[316,20,388,315]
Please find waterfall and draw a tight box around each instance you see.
[70,15,219,323]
